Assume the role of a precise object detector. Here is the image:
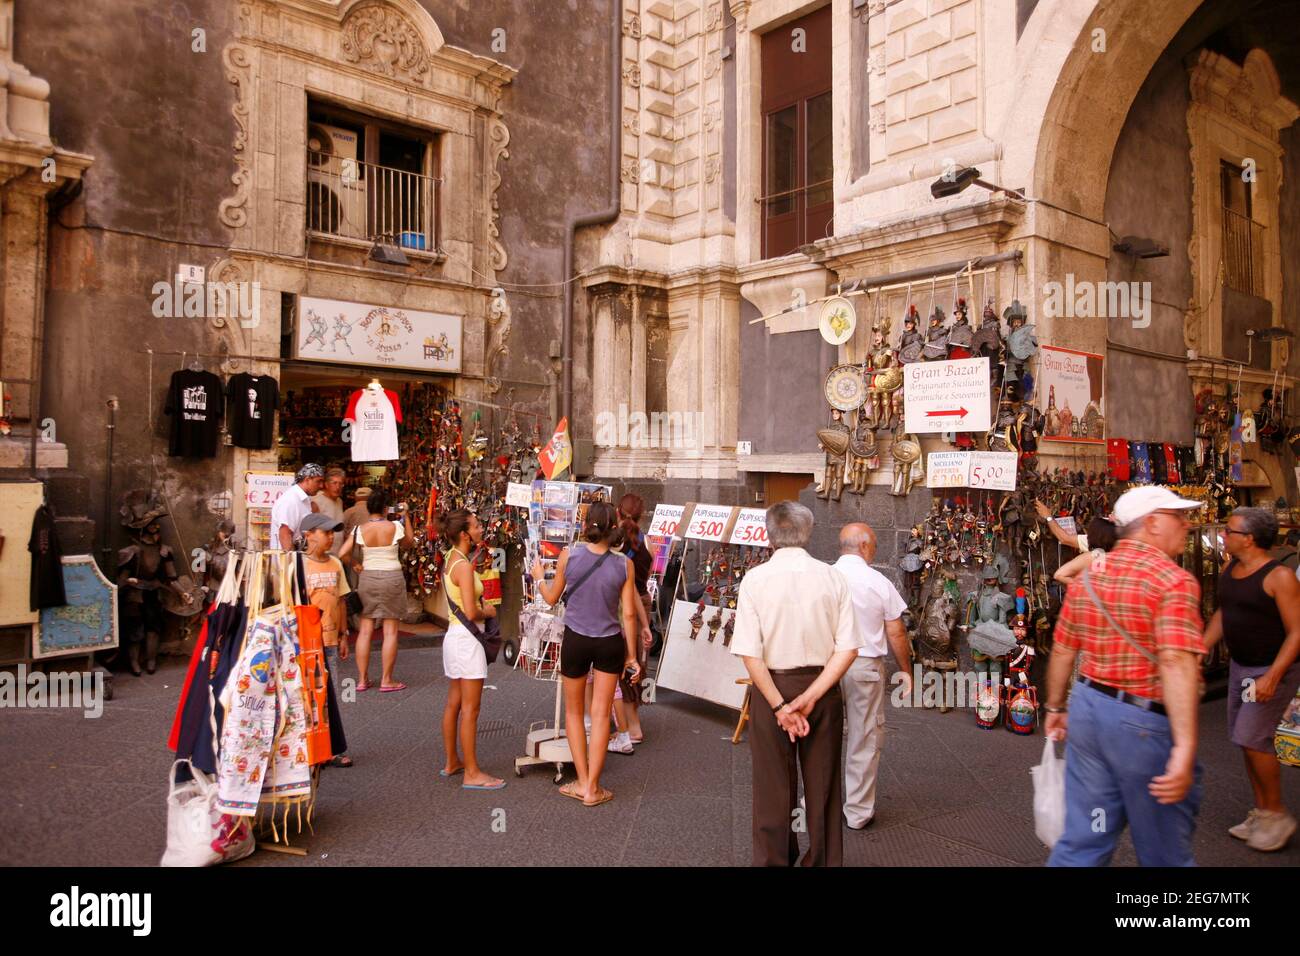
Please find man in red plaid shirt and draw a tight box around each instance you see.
[1044,486,1206,866]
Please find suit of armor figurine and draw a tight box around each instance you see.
[947,299,973,359]
[898,306,924,365]
[117,490,192,676]
[922,306,949,361]
[1004,300,1038,383]
[965,568,1016,687]
[866,317,903,429]
[815,408,851,501]
[971,301,1004,364]
[847,411,879,495]
[890,431,923,497]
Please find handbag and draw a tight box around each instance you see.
[161,758,254,867]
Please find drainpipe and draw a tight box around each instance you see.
[562,0,623,424]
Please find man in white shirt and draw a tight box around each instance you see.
[730,501,863,866]
[271,463,324,551]
[832,522,913,830]
[313,467,347,554]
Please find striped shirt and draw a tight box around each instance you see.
[1054,539,1204,701]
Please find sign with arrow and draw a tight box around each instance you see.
[903,356,991,434]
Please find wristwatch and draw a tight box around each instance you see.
[1045,705,1067,714]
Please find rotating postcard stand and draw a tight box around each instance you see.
[652,504,771,712]
[513,478,612,784]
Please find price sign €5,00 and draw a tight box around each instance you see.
[686,504,732,542]
[728,508,770,547]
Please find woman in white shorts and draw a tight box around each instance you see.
[439,509,504,791]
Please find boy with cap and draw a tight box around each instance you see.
[1044,486,1206,866]
[301,511,353,767]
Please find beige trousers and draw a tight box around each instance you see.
[840,656,886,827]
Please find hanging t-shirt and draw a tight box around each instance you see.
[343,387,402,462]
[28,504,66,611]
[226,372,279,449]
[164,369,224,457]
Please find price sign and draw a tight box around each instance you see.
[649,503,685,538]
[926,452,970,488]
[903,357,992,434]
[505,482,531,508]
[728,508,771,548]
[1054,516,1077,537]
[244,471,295,507]
[684,504,733,542]
[968,451,1018,490]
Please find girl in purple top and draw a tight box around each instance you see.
[532,502,642,807]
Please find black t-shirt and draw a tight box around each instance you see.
[164,369,224,457]
[226,372,279,449]
[29,504,66,611]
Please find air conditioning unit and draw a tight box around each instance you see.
[306,122,367,239]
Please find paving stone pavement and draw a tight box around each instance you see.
[1,646,1296,867]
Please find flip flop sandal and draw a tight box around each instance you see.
[329,754,354,768]
[560,782,586,801]
[380,682,408,693]
[439,767,465,777]
[583,788,614,807]
[356,682,370,692]
[463,780,507,791]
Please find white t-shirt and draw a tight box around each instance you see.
[270,484,313,548]
[344,387,402,462]
[831,554,908,658]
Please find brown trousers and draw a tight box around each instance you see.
[750,668,845,867]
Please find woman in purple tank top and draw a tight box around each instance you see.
[531,502,642,807]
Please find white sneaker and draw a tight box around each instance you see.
[1228,808,1259,841]
[1246,810,1297,852]
[607,731,634,754]
[583,715,592,732]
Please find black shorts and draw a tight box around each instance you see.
[560,626,624,679]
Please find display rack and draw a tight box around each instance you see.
[653,503,771,711]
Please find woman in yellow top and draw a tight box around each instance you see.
[440,509,505,791]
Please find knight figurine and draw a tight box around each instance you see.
[866,316,904,429]
[846,411,880,495]
[815,408,851,501]
[1003,299,1038,382]
[918,570,960,711]
[890,430,923,497]
[971,299,1004,365]
[117,490,193,676]
[897,305,925,365]
[922,306,949,361]
[964,564,1016,689]
[202,519,237,593]
[947,298,973,359]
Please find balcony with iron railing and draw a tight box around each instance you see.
[306,150,441,255]
[1222,207,1265,297]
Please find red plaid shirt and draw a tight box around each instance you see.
[1055,539,1204,702]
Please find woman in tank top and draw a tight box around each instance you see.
[338,489,413,692]
[439,509,504,790]
[1204,507,1300,852]
[531,501,641,807]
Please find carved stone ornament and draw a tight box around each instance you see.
[623,62,641,88]
[341,1,430,83]
[621,159,640,184]
[485,287,512,395]
[488,117,511,273]
[706,3,723,31]
[218,44,253,229]
[624,14,642,39]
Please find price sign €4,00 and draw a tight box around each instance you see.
[649,504,685,538]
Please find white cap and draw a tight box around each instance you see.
[1112,486,1204,528]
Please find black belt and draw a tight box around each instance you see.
[770,666,822,676]
[1079,677,1166,716]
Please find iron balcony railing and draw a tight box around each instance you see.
[1222,207,1265,297]
[306,150,441,252]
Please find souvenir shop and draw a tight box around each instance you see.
[789,256,1300,735]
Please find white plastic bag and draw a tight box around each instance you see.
[1031,738,1066,849]
[161,759,254,867]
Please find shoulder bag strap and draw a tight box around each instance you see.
[446,555,482,637]
[563,548,613,604]
[1080,568,1158,666]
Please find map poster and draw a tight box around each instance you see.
[295,295,463,373]
[1039,345,1105,444]
[35,555,119,660]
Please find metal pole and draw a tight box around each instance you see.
[101,396,119,570]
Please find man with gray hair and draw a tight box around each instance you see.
[832,522,912,829]
[730,501,862,866]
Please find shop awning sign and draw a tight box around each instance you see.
[903,357,991,434]
[295,295,463,374]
